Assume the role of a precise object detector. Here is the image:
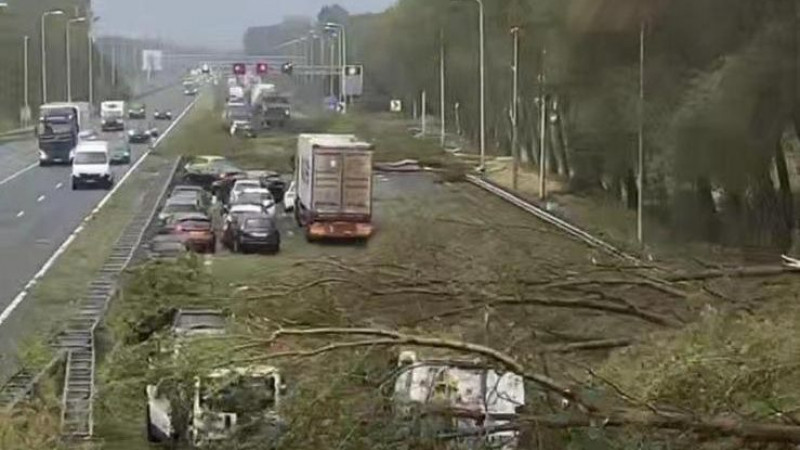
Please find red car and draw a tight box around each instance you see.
[165,212,216,253]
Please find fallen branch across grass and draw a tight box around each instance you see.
[231,326,800,445]
[666,265,800,282]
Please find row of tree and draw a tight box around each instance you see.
[0,0,135,129]
[346,0,800,249]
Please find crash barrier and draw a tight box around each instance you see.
[0,93,199,427]
[465,174,640,264]
[57,156,182,439]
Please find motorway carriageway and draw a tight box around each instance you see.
[0,85,195,378]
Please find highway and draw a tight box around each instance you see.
[0,84,195,373]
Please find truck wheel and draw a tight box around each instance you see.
[233,239,240,254]
[71,181,79,190]
[293,203,303,227]
[39,160,48,167]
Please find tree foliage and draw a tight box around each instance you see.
[348,0,800,246]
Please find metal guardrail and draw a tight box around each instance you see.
[58,157,181,439]
[465,174,640,264]
[0,127,34,141]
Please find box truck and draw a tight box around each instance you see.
[294,134,374,241]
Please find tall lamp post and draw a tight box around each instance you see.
[324,22,347,114]
[66,17,86,102]
[41,9,65,104]
[88,16,100,106]
[510,26,521,190]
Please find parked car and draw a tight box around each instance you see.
[158,197,203,226]
[148,235,187,260]
[109,141,132,165]
[164,212,216,253]
[234,188,277,216]
[154,110,172,121]
[283,181,296,212]
[171,185,211,209]
[221,204,263,249]
[183,155,227,173]
[229,179,263,204]
[229,213,280,254]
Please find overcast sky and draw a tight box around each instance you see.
[93,0,396,50]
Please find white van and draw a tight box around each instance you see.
[71,141,114,190]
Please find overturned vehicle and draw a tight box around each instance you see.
[145,309,287,447]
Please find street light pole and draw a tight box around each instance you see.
[456,0,486,173]
[439,29,446,149]
[66,17,86,102]
[510,27,520,190]
[41,10,65,104]
[325,23,347,114]
[637,20,646,245]
[23,36,29,123]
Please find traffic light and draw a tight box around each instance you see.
[281,62,294,75]
[233,63,246,75]
[256,63,268,75]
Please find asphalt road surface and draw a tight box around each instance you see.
[0,85,196,375]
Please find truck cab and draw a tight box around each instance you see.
[263,95,291,128]
[37,103,80,166]
[101,101,126,131]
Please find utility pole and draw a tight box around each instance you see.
[510,27,520,190]
[111,44,117,87]
[637,20,646,245]
[439,29,446,149]
[22,36,30,126]
[538,48,548,200]
[421,90,427,136]
[329,35,336,100]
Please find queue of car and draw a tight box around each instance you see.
[148,156,286,257]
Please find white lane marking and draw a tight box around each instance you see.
[55,182,63,190]
[37,195,45,203]
[0,162,38,187]
[16,211,25,218]
[0,95,200,327]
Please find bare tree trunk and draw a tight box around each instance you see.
[775,137,795,232]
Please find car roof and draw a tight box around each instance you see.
[242,187,271,194]
[230,204,263,213]
[76,141,108,152]
[171,212,210,221]
[173,185,205,191]
[165,196,199,206]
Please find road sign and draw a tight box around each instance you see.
[141,50,163,72]
[390,99,402,113]
[343,65,363,96]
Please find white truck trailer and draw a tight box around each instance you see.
[294,134,374,241]
[100,100,126,131]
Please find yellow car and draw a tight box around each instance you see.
[183,155,227,172]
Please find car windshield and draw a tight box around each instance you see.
[176,219,211,230]
[74,152,107,164]
[234,182,260,192]
[244,218,273,230]
[228,105,250,119]
[235,192,270,206]
[112,145,128,154]
[164,204,198,215]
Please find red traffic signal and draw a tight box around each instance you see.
[233,63,246,75]
[256,63,268,74]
